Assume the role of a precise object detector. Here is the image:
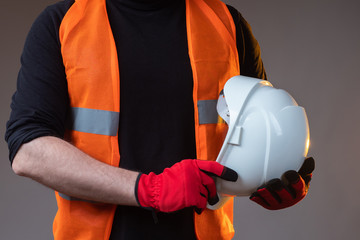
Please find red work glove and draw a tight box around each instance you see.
[250,157,315,210]
[135,159,238,213]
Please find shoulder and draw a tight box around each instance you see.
[225,4,257,49]
[35,0,74,25]
[28,0,75,44]
[226,4,253,34]
[226,4,267,79]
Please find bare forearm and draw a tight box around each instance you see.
[12,136,139,206]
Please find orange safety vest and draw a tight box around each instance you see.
[55,0,240,239]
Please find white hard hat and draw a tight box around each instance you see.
[209,75,310,209]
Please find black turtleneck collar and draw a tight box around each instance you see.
[109,0,181,10]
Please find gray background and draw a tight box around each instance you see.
[1,0,359,239]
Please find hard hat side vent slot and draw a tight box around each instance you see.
[229,126,242,146]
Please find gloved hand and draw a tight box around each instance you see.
[135,159,238,213]
[250,157,315,210]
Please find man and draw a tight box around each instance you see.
[5,0,314,239]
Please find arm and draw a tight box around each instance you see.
[5,2,137,205]
[6,4,134,205]
[12,136,139,206]
[13,137,238,212]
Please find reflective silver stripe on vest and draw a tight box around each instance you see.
[197,100,219,124]
[58,192,98,204]
[70,107,119,136]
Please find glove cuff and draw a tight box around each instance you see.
[134,173,143,207]
[135,172,162,211]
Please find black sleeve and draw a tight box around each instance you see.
[5,0,74,164]
[227,5,267,80]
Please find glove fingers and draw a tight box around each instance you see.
[255,187,280,206]
[291,176,306,195]
[249,192,270,209]
[196,160,238,182]
[302,174,312,185]
[252,179,296,210]
[298,157,315,177]
[220,166,238,182]
[266,179,294,203]
[250,157,315,211]
[262,179,295,203]
[283,170,300,197]
[283,170,300,184]
[283,170,307,197]
[194,187,208,213]
[200,171,219,205]
[196,160,223,176]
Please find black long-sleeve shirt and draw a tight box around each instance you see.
[5,0,266,239]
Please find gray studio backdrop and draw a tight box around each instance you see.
[1,0,359,239]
